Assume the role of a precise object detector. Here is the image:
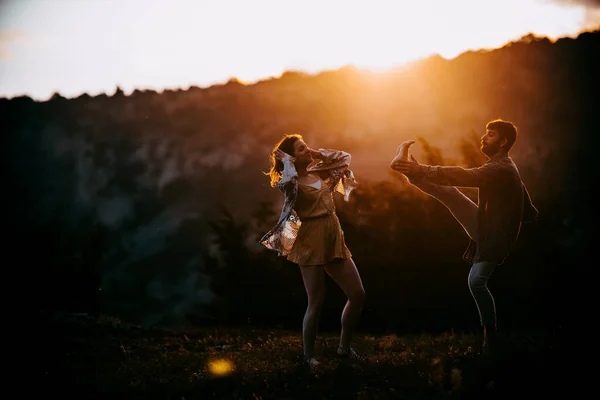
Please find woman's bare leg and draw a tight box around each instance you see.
[325,258,365,352]
[299,265,326,361]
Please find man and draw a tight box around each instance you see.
[390,119,538,356]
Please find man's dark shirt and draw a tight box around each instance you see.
[419,154,538,264]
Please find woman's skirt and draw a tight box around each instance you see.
[287,213,352,266]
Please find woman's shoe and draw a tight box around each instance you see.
[303,356,320,369]
[337,346,364,361]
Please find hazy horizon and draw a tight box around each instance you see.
[1,0,599,101]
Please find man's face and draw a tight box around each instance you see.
[480,129,505,157]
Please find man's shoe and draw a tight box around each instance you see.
[482,326,499,358]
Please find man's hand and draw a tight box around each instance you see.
[391,156,422,177]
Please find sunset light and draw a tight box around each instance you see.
[9,0,597,397]
[0,0,598,100]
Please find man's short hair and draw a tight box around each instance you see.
[486,119,517,152]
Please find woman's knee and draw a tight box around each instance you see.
[348,287,366,305]
[307,294,325,310]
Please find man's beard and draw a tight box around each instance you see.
[481,143,498,157]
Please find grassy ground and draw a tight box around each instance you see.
[37,312,584,399]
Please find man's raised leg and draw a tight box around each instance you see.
[392,141,478,240]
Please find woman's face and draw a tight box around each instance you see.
[292,139,312,162]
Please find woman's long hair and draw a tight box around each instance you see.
[265,133,303,187]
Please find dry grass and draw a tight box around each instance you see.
[37,312,583,399]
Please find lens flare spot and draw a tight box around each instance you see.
[207,359,234,376]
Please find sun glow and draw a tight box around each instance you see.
[0,0,596,100]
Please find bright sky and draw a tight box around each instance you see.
[0,0,598,100]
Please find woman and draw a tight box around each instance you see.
[260,133,365,368]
